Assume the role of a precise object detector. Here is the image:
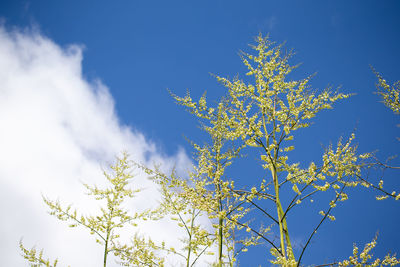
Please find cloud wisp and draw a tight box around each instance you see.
[0,26,211,266]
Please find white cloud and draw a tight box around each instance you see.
[0,26,213,266]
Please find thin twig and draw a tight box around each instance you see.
[297,183,347,266]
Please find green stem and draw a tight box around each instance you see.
[271,165,287,259]
[218,215,223,267]
[186,209,195,267]
[217,179,223,267]
[271,165,294,265]
[214,141,224,267]
[104,196,116,267]
[104,231,109,267]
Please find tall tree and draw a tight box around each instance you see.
[172,35,400,266]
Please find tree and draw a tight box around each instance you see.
[20,152,163,267]
[20,35,399,267]
[169,35,400,266]
[135,164,217,267]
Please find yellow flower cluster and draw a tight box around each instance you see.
[339,235,400,266]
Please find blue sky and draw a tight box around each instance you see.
[0,0,399,266]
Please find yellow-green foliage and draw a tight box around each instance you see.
[165,94,262,266]
[137,164,216,267]
[373,68,400,114]
[21,152,163,267]
[172,35,399,266]
[19,240,61,267]
[20,36,399,267]
[339,235,400,267]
